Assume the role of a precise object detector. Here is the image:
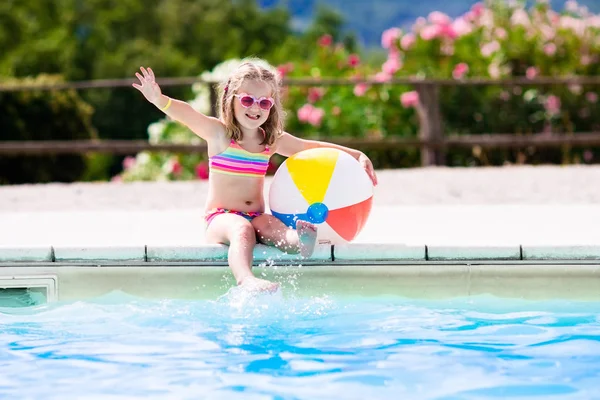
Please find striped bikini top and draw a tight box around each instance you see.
[209,139,271,177]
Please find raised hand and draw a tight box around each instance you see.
[132,67,162,105]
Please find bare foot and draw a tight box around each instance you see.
[296,220,318,258]
[239,276,280,294]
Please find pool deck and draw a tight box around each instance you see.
[1,204,599,264]
[2,166,600,264]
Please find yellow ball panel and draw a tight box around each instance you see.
[285,148,339,204]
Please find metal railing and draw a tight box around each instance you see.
[1,75,599,166]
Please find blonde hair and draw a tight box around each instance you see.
[217,58,285,146]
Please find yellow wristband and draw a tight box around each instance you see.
[160,98,172,112]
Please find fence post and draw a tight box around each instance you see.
[209,83,218,117]
[415,83,445,166]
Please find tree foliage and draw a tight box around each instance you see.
[0,75,97,184]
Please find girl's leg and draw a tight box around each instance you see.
[251,214,318,258]
[205,213,278,292]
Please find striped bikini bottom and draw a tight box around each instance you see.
[204,208,263,227]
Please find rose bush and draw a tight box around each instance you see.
[373,0,600,165]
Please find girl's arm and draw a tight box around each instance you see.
[275,132,378,186]
[132,66,222,141]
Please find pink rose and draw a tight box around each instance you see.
[353,83,369,97]
[586,92,598,103]
[495,28,507,40]
[297,104,325,126]
[381,27,402,49]
[481,41,500,57]
[420,25,440,41]
[318,34,333,47]
[412,17,427,32]
[400,33,416,50]
[172,160,182,176]
[441,42,455,56]
[307,87,324,103]
[195,161,209,180]
[452,63,469,79]
[307,107,325,127]
[471,3,484,18]
[374,71,392,82]
[545,95,561,116]
[277,63,294,78]
[400,91,420,108]
[511,9,530,27]
[452,17,473,37]
[439,25,458,40]
[543,43,557,56]
[526,67,539,79]
[348,54,360,67]
[382,55,402,75]
[428,11,451,25]
[122,156,136,170]
[388,45,400,58]
[297,104,314,122]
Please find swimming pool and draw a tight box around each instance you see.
[1,262,599,399]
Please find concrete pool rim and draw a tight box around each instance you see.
[1,243,600,265]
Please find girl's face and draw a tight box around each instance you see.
[233,80,273,132]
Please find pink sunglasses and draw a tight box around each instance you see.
[234,94,274,110]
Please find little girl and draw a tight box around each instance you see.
[133,58,378,293]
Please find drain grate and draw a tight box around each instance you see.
[0,287,47,308]
[0,276,57,307]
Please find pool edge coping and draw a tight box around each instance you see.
[1,244,600,264]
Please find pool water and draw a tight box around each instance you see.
[1,288,599,399]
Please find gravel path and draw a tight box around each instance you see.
[1,165,599,212]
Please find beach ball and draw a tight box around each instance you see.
[269,148,373,244]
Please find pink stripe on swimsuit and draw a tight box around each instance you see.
[209,139,271,178]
